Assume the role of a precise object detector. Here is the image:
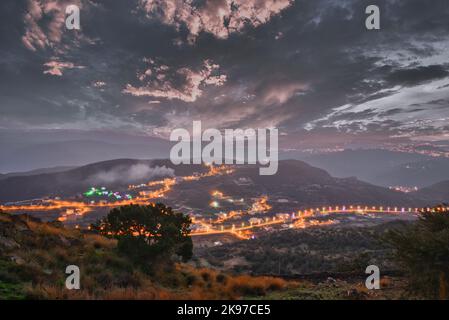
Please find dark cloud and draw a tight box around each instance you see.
[387,65,449,86]
[1,0,449,153]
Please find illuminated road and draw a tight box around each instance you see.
[190,205,421,240]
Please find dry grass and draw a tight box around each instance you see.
[24,264,295,300]
[380,276,393,288]
[84,234,117,249]
[226,275,287,296]
[172,266,292,299]
[27,220,78,238]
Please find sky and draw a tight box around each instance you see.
[1,0,449,157]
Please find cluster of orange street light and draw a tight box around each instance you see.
[249,196,272,214]
[0,164,233,222]
[189,204,424,239]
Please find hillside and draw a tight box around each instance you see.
[235,160,423,206]
[301,150,449,188]
[0,159,204,203]
[297,149,429,185]
[0,210,293,300]
[165,160,427,211]
[415,180,449,202]
[375,158,449,188]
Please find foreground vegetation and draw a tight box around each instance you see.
[195,220,404,275]
[384,204,449,299]
[0,208,293,299]
[1,203,449,300]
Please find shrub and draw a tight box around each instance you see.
[216,274,227,284]
[384,204,449,299]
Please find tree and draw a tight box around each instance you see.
[92,203,193,266]
[384,204,449,299]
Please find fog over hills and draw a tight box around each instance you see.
[0,159,175,202]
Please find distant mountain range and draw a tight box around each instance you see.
[374,158,449,188]
[0,129,172,173]
[415,180,449,203]
[0,158,442,206]
[3,131,449,192]
[0,166,75,180]
[289,149,449,188]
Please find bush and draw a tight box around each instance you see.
[216,274,227,284]
[384,204,449,299]
[185,274,197,286]
[201,271,211,282]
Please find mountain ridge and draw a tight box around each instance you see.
[0,158,435,206]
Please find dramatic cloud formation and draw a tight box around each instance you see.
[1,0,449,159]
[123,59,227,102]
[43,60,84,76]
[21,0,83,52]
[139,0,293,42]
[307,77,449,139]
[262,82,307,105]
